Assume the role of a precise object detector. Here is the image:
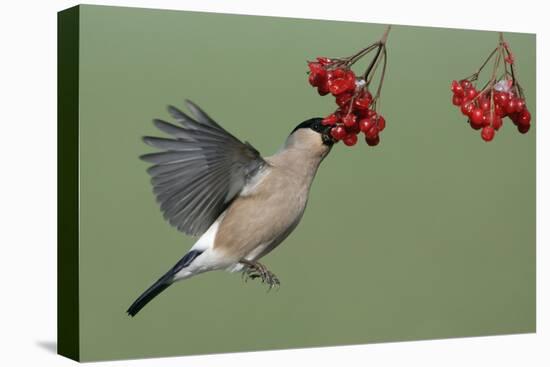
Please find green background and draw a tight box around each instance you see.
[77,5,536,361]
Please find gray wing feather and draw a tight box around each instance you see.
[141,101,266,236]
[181,100,224,130]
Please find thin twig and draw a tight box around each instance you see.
[363,43,382,80]
[380,25,392,44]
[467,47,499,81]
[363,25,392,79]
[366,45,384,85]
[373,46,388,102]
[347,43,381,66]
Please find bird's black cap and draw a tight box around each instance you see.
[291,117,334,145]
[291,117,324,134]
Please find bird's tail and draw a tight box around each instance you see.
[127,250,203,317]
[126,272,174,317]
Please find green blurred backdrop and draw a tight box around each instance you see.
[76,5,535,361]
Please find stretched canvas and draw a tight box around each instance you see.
[58,4,536,362]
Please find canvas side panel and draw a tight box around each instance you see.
[57,5,80,362]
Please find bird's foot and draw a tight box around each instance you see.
[240,260,280,291]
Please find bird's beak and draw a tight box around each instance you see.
[321,125,335,146]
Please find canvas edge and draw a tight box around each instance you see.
[57,4,81,362]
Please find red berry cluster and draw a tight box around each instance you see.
[451,79,531,141]
[308,58,386,147]
[307,27,391,148]
[451,34,531,142]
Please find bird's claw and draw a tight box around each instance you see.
[240,261,280,290]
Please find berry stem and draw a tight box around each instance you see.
[363,44,383,80]
[500,33,524,98]
[366,46,383,85]
[345,43,381,67]
[372,46,388,103]
[467,33,525,100]
[363,26,391,80]
[489,42,502,82]
[380,25,392,45]
[489,88,495,126]
[467,47,498,82]
[473,52,502,102]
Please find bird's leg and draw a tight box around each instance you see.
[240,259,266,282]
[239,259,280,290]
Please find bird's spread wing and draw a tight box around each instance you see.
[141,100,266,236]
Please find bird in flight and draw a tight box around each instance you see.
[127,100,334,317]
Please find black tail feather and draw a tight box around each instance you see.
[127,273,173,317]
[127,250,203,317]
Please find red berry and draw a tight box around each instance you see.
[481,126,495,142]
[354,109,368,119]
[308,62,325,75]
[322,114,339,126]
[312,76,327,89]
[345,121,361,134]
[452,94,463,106]
[451,80,464,96]
[492,115,503,130]
[358,109,377,120]
[358,118,375,133]
[505,98,519,114]
[479,97,491,111]
[333,68,346,78]
[308,65,327,86]
[518,124,530,134]
[509,112,519,125]
[344,69,355,80]
[460,79,472,89]
[343,133,358,146]
[470,120,483,130]
[328,78,350,95]
[365,125,379,140]
[494,103,506,118]
[461,101,475,116]
[517,109,531,127]
[344,70,356,92]
[376,115,386,132]
[328,68,345,79]
[365,135,380,146]
[354,91,373,110]
[317,82,330,96]
[330,126,347,141]
[515,98,526,113]
[463,88,477,101]
[336,93,353,108]
[308,73,318,87]
[469,108,484,124]
[482,111,501,130]
[342,114,357,128]
[366,109,377,118]
[493,91,510,107]
[316,57,331,66]
[482,110,500,127]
